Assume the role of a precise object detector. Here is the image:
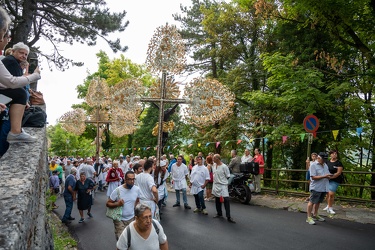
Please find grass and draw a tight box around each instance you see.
[49,212,78,250]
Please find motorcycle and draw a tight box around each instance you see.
[228,173,252,204]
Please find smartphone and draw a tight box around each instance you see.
[0,94,12,105]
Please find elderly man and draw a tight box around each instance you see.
[171,155,191,209]
[212,154,236,223]
[306,152,332,225]
[117,203,168,250]
[107,171,140,240]
[61,167,77,224]
[241,149,253,163]
[228,150,242,185]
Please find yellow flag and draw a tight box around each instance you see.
[332,130,339,140]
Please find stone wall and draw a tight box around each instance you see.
[0,122,53,249]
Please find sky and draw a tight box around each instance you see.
[36,0,194,125]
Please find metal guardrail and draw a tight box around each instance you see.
[261,168,375,204]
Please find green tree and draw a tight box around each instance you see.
[2,0,128,69]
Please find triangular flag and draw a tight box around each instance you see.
[356,127,363,136]
[133,148,137,151]
[167,146,170,150]
[264,138,268,144]
[173,144,178,149]
[143,147,146,151]
[282,136,288,144]
[198,143,201,147]
[205,142,210,147]
[216,141,220,148]
[147,147,150,150]
[300,133,306,142]
[237,139,242,144]
[332,130,339,140]
[250,139,254,143]
[188,143,193,148]
[138,148,140,151]
[225,141,230,145]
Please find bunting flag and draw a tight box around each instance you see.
[249,139,254,143]
[216,141,220,148]
[225,141,230,145]
[198,143,201,147]
[237,139,242,144]
[154,147,157,150]
[133,148,137,151]
[143,147,146,151]
[138,148,141,151]
[167,146,170,150]
[264,138,268,144]
[173,144,178,149]
[205,142,210,147]
[282,136,288,144]
[300,133,305,142]
[188,144,193,148]
[147,147,150,150]
[356,127,363,136]
[332,130,339,140]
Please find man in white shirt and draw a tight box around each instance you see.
[117,203,168,250]
[212,154,236,223]
[136,159,159,219]
[106,171,140,240]
[171,155,191,209]
[189,156,210,215]
[241,148,253,163]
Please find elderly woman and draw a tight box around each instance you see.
[106,160,124,197]
[0,7,41,143]
[75,172,95,223]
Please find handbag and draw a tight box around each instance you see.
[106,188,123,221]
[29,89,45,105]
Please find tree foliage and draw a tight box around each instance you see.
[1,0,129,69]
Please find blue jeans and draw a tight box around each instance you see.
[62,195,73,222]
[0,119,10,156]
[194,190,206,210]
[175,188,188,205]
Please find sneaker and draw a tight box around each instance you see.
[202,209,208,215]
[79,218,85,223]
[193,208,201,213]
[184,204,191,209]
[227,217,236,223]
[306,217,316,225]
[323,205,329,211]
[87,213,93,218]
[7,129,37,143]
[328,208,336,214]
[313,215,325,222]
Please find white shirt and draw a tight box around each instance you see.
[79,164,96,179]
[110,185,140,221]
[190,165,210,194]
[171,163,189,190]
[157,171,169,200]
[116,220,167,250]
[212,163,230,197]
[136,172,156,201]
[119,161,127,173]
[241,154,253,163]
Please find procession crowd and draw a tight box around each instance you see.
[49,149,265,250]
[49,147,343,249]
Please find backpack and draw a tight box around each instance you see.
[22,106,47,127]
[127,219,159,248]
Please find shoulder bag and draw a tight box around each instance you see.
[106,188,123,221]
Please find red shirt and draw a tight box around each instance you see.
[253,154,265,174]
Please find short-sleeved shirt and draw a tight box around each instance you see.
[190,165,210,194]
[63,174,76,196]
[171,163,189,190]
[327,160,344,183]
[110,185,140,221]
[116,220,167,250]
[56,165,64,179]
[309,162,330,192]
[136,172,156,201]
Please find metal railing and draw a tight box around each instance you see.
[261,168,375,204]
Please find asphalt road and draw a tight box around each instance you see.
[54,190,375,250]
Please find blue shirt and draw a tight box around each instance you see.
[64,174,76,196]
